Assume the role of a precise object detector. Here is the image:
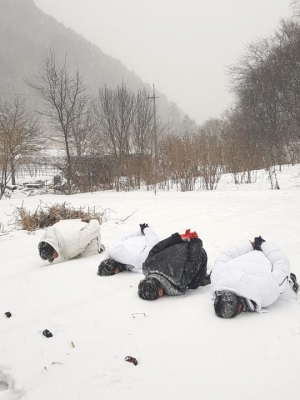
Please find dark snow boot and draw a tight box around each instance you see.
[254,236,265,251]
[290,273,299,294]
[99,244,105,254]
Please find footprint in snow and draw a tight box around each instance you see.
[0,367,25,399]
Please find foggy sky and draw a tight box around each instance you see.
[34,0,293,125]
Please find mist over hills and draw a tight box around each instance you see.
[0,0,182,121]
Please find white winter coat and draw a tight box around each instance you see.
[108,227,160,273]
[211,241,296,313]
[39,219,101,260]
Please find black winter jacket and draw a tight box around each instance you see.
[142,233,207,295]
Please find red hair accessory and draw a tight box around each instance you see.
[180,229,198,239]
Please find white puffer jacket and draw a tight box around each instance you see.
[39,219,101,260]
[211,241,296,312]
[108,227,160,273]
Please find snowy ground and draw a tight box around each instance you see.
[0,165,300,400]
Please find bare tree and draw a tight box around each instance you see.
[291,0,300,18]
[160,133,199,191]
[229,34,290,187]
[131,88,153,188]
[26,48,88,194]
[94,84,138,190]
[197,120,224,190]
[0,96,40,198]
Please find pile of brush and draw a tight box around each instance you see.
[13,201,104,231]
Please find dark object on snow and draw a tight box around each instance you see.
[38,241,55,262]
[290,273,299,294]
[99,244,105,254]
[138,277,162,301]
[141,233,208,297]
[5,312,12,318]
[98,259,127,276]
[43,329,53,338]
[214,290,256,318]
[140,223,149,235]
[214,290,241,319]
[125,356,138,366]
[254,236,265,251]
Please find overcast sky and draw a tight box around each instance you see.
[34,0,293,125]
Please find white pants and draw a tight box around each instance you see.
[81,238,100,257]
[279,277,297,301]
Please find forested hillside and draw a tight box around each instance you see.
[0,0,175,118]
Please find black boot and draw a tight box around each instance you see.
[290,273,299,294]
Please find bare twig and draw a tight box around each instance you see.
[132,313,148,318]
[114,209,138,222]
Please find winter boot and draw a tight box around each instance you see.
[99,244,105,254]
[290,273,299,294]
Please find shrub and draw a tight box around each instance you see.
[14,201,104,231]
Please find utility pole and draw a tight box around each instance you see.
[147,84,159,195]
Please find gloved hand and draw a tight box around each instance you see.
[140,223,149,235]
[254,236,265,251]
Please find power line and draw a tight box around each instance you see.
[0,91,39,97]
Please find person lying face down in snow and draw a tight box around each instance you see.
[38,219,103,263]
[97,224,161,276]
[211,236,298,318]
[137,229,209,301]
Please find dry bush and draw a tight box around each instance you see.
[14,201,104,231]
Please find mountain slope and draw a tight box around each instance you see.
[0,0,174,117]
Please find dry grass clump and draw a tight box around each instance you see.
[14,201,104,231]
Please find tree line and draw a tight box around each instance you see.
[1,12,300,197]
